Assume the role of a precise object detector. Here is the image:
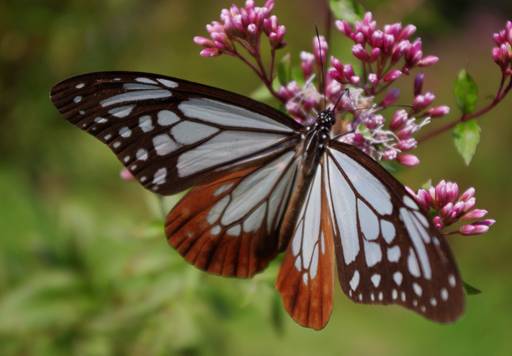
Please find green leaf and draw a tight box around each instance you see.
[454,69,479,114]
[277,53,292,86]
[463,281,482,295]
[329,0,365,24]
[453,119,481,165]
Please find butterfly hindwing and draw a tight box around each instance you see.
[276,163,335,330]
[50,72,302,195]
[165,150,298,277]
[325,141,464,322]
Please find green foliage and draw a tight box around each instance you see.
[453,119,481,165]
[454,69,479,115]
[463,281,482,296]
[277,53,292,86]
[329,0,365,23]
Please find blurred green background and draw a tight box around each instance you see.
[1,0,511,355]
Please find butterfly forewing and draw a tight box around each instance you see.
[166,150,298,277]
[325,141,464,322]
[50,72,302,195]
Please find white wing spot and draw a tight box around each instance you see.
[413,283,423,296]
[207,196,230,225]
[350,270,360,291]
[140,176,147,183]
[387,246,401,262]
[421,305,427,313]
[79,110,85,115]
[448,274,456,287]
[104,134,112,141]
[226,225,241,237]
[358,293,363,301]
[407,249,421,278]
[430,297,437,306]
[153,134,177,156]
[381,220,396,244]
[112,141,121,149]
[94,117,108,124]
[363,240,382,267]
[392,289,398,300]
[358,199,379,241]
[123,156,130,163]
[393,271,403,286]
[371,274,381,288]
[119,127,132,138]
[135,77,158,84]
[210,225,221,236]
[139,116,154,132]
[157,110,180,126]
[401,291,406,302]
[109,105,135,118]
[441,288,449,301]
[370,293,375,302]
[73,96,82,103]
[378,292,384,301]
[302,273,309,286]
[152,168,167,185]
[158,78,179,88]
[136,149,148,161]
[75,83,85,89]
[172,121,220,145]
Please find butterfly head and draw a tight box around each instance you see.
[317,110,336,130]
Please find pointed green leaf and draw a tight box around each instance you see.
[453,119,481,165]
[329,0,365,24]
[463,281,482,295]
[454,69,479,114]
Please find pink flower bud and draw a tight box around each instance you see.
[459,224,490,236]
[414,73,424,96]
[418,55,439,67]
[352,44,368,61]
[400,24,417,40]
[383,69,402,82]
[381,88,400,107]
[427,106,450,118]
[200,48,221,57]
[398,153,420,166]
[461,187,476,201]
[462,209,488,220]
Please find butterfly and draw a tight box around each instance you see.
[50,71,464,330]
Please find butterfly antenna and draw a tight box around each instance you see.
[315,26,327,111]
[332,88,350,114]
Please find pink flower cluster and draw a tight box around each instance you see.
[492,20,512,75]
[194,0,285,58]
[410,180,495,236]
[335,12,438,93]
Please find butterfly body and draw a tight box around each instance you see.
[51,71,465,330]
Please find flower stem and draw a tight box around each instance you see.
[418,73,511,143]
